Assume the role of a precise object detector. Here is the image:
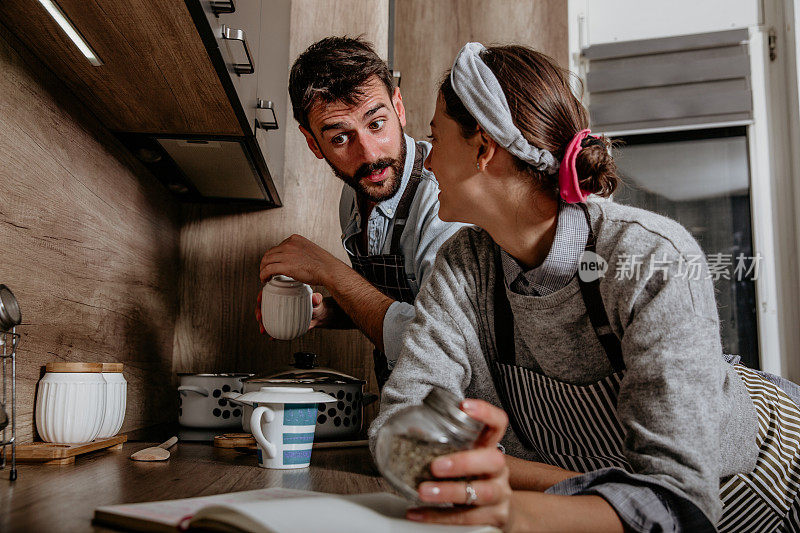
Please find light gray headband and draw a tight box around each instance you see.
[450,42,559,174]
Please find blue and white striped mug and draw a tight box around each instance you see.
[247,387,336,469]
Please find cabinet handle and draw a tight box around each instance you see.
[210,0,235,16]
[221,25,255,75]
[256,99,279,130]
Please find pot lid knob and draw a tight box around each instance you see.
[292,352,318,369]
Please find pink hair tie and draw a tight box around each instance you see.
[559,129,594,203]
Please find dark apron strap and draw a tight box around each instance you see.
[388,142,426,254]
[493,248,517,366]
[576,203,625,373]
[492,203,625,372]
[491,246,537,450]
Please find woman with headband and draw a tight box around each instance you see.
[370,43,800,532]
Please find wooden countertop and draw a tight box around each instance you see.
[1,441,390,532]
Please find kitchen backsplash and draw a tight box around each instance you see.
[0,26,181,443]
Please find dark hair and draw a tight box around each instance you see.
[439,45,619,198]
[289,36,394,131]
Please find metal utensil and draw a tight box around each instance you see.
[0,285,22,331]
[0,284,20,481]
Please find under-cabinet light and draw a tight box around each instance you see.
[37,0,103,66]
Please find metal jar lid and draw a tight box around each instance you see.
[423,387,485,439]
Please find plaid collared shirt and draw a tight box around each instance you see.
[500,202,589,296]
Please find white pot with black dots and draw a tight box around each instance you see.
[177,373,253,428]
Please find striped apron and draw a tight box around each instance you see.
[490,204,800,531]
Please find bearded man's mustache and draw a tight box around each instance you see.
[354,158,396,180]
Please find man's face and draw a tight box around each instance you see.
[301,77,407,203]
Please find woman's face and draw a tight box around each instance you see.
[424,96,482,223]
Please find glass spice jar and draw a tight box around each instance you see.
[374,387,486,502]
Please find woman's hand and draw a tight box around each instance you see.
[407,399,517,531]
[406,399,623,532]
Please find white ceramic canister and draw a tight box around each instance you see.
[96,362,127,439]
[35,362,107,443]
[260,275,313,340]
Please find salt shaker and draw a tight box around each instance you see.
[374,387,485,501]
[260,275,313,340]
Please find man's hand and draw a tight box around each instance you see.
[259,234,347,287]
[257,234,392,348]
[309,292,329,328]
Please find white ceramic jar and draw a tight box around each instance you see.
[260,275,313,340]
[96,362,127,439]
[36,362,106,443]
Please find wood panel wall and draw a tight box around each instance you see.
[394,0,569,141]
[171,1,390,414]
[0,29,181,443]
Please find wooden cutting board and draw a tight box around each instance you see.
[8,434,127,465]
[213,433,368,451]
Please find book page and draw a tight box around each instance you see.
[94,488,321,530]
[191,492,500,533]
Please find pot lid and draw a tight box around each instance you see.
[176,373,255,377]
[236,386,336,404]
[247,352,365,385]
[250,370,365,385]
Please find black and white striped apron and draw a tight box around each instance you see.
[490,204,800,531]
[346,142,425,389]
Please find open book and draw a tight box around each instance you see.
[93,487,500,533]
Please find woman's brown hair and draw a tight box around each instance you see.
[440,45,619,198]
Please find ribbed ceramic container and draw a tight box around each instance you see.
[36,368,106,443]
[261,275,313,340]
[96,364,127,439]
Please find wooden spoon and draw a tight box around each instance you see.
[130,436,178,462]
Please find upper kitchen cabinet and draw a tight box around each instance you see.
[0,0,288,207]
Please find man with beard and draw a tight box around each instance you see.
[257,37,465,387]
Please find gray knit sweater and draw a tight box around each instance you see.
[370,200,759,526]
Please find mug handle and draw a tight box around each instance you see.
[178,385,209,397]
[250,406,277,459]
